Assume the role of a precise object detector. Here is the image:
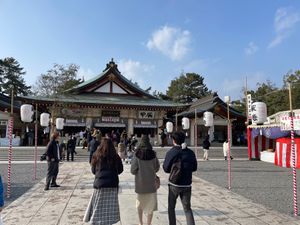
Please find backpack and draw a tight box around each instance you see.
[169,153,182,184]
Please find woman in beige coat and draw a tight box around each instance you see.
[131,135,160,225]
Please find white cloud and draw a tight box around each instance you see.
[146,25,191,61]
[118,59,154,88]
[78,68,96,81]
[268,7,300,48]
[245,42,259,55]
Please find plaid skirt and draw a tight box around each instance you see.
[83,188,120,225]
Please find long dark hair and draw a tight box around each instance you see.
[91,138,118,168]
[135,135,156,160]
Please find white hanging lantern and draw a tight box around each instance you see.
[56,118,64,130]
[182,117,190,130]
[251,102,267,125]
[203,111,214,127]
[20,104,34,123]
[166,121,173,133]
[224,96,231,104]
[40,113,50,127]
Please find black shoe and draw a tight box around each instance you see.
[50,184,60,187]
[225,156,227,160]
[44,186,49,191]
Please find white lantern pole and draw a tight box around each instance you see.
[7,87,14,198]
[288,82,298,216]
[224,96,231,190]
[34,103,38,180]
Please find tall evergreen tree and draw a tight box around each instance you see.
[166,72,211,103]
[0,57,31,96]
[33,63,82,97]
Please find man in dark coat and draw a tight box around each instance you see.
[67,135,76,161]
[163,131,197,225]
[45,131,61,191]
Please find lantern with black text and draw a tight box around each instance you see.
[20,104,34,123]
[56,118,64,130]
[166,121,173,133]
[40,113,50,127]
[203,111,214,127]
[182,117,190,130]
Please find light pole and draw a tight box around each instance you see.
[288,82,298,216]
[224,96,231,190]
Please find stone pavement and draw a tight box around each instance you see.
[2,161,300,225]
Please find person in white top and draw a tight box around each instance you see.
[223,140,233,160]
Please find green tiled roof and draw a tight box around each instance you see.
[19,94,187,109]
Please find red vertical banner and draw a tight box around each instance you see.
[247,127,252,160]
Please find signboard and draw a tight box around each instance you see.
[138,111,154,119]
[102,110,120,117]
[280,113,300,130]
[247,94,252,120]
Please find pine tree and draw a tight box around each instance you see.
[0,57,31,96]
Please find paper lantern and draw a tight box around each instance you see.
[251,102,267,124]
[203,111,214,127]
[166,121,173,133]
[224,96,231,104]
[20,104,34,123]
[182,117,190,130]
[40,113,50,127]
[56,118,64,130]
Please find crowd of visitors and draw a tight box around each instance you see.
[42,128,198,225]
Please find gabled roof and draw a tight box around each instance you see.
[178,93,245,119]
[0,93,21,112]
[68,59,156,99]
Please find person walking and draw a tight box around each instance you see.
[67,135,76,161]
[89,133,101,163]
[117,139,126,161]
[223,139,233,160]
[202,136,210,160]
[163,131,197,225]
[44,131,61,191]
[131,135,160,225]
[84,138,123,225]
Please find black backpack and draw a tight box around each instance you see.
[169,153,182,183]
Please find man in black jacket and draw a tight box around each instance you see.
[45,131,61,191]
[163,131,197,225]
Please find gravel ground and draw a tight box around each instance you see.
[195,160,300,216]
[0,163,48,206]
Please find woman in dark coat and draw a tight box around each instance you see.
[84,138,123,225]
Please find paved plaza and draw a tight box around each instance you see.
[2,161,300,225]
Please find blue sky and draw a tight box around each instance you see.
[1,0,300,100]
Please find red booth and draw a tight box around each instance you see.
[275,137,300,168]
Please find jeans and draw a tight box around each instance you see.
[168,185,195,225]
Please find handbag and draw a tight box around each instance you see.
[169,154,182,184]
[154,175,160,190]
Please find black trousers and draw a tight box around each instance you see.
[67,151,74,161]
[46,161,59,187]
[168,185,195,225]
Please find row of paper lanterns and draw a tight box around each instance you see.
[20,104,64,130]
[166,112,214,133]
[21,104,215,132]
